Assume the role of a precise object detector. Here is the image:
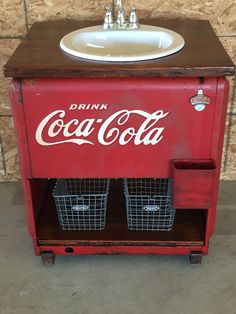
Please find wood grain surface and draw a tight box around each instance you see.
[4,19,235,78]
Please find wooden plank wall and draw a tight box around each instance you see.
[0,0,235,181]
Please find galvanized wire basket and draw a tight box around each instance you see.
[124,178,175,231]
[53,178,110,231]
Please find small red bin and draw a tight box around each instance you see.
[172,159,216,209]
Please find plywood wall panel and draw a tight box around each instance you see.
[0,0,235,181]
[138,0,236,35]
[28,0,108,25]
[0,141,5,179]
[220,37,236,113]
[221,37,236,62]
[0,40,20,116]
[221,171,236,179]
[220,114,235,180]
[230,82,236,114]
[226,115,236,173]
[226,76,235,113]
[0,0,26,36]
[28,0,236,35]
[0,117,20,182]
[221,120,229,173]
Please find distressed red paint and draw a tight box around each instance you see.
[9,77,229,263]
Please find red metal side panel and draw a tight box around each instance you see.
[206,78,230,238]
[9,80,36,238]
[21,77,217,178]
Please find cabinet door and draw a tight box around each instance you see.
[22,77,218,178]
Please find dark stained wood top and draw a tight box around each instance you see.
[4,19,235,78]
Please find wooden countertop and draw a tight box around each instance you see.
[3,19,235,78]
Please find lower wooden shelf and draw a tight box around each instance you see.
[37,179,206,247]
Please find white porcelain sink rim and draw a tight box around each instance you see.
[60,24,185,62]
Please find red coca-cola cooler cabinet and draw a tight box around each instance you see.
[4,20,234,265]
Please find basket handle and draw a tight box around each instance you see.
[72,205,89,211]
[143,205,160,212]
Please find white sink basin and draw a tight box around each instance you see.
[60,25,185,62]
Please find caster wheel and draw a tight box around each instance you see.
[41,252,55,266]
[189,251,203,264]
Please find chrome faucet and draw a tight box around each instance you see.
[103,0,139,30]
[115,0,123,12]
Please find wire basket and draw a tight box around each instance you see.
[53,178,110,231]
[124,178,175,231]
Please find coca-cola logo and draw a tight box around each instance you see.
[190,95,210,106]
[35,104,169,146]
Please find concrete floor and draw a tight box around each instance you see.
[0,182,236,314]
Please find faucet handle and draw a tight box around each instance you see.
[129,7,139,29]
[104,6,113,29]
[129,8,138,23]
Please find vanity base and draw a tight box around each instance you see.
[7,72,231,266]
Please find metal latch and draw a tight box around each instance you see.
[190,89,211,112]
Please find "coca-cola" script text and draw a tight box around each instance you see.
[35,108,169,146]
